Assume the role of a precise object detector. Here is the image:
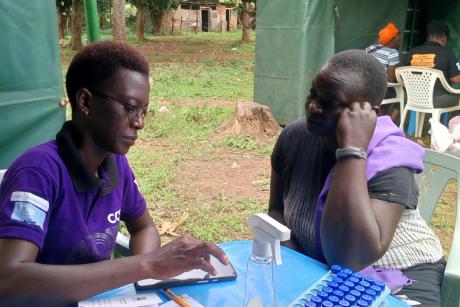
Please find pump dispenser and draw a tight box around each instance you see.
[244,213,291,307]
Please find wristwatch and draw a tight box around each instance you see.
[336,147,367,160]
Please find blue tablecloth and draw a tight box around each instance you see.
[93,240,408,306]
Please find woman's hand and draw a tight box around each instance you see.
[336,101,377,149]
[143,236,229,280]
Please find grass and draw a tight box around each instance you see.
[151,62,253,101]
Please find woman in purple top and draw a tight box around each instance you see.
[0,41,227,306]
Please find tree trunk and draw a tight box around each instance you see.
[112,0,127,41]
[99,14,105,29]
[57,7,65,46]
[241,2,251,43]
[135,0,145,42]
[148,6,163,36]
[152,16,162,35]
[70,0,83,51]
[216,101,281,139]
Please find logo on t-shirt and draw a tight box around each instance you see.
[411,54,436,68]
[107,209,121,224]
[10,191,49,230]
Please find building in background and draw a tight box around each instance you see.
[162,1,238,33]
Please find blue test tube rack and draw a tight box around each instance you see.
[288,265,391,307]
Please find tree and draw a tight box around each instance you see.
[70,0,84,50]
[97,0,112,30]
[225,0,255,43]
[127,0,147,42]
[56,0,72,45]
[112,0,127,41]
[146,0,179,36]
[133,0,145,42]
[240,0,255,43]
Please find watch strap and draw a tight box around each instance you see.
[336,147,367,160]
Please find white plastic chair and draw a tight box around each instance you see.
[380,82,404,123]
[396,66,460,137]
[416,149,460,307]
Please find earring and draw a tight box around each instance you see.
[85,111,89,116]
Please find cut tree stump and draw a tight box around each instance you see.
[216,101,281,139]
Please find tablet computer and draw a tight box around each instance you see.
[134,255,237,290]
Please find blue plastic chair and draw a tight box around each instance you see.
[415,149,460,307]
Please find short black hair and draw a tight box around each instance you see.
[65,41,149,109]
[427,20,449,39]
[321,49,387,107]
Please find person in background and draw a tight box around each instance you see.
[0,41,228,306]
[366,22,402,123]
[269,49,445,306]
[405,20,460,108]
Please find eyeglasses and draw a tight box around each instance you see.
[89,89,148,120]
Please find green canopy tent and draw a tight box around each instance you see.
[0,1,65,168]
[0,0,100,169]
[255,0,460,125]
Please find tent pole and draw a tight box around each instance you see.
[83,0,100,42]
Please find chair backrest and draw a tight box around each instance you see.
[416,149,459,222]
[395,66,444,110]
[415,149,460,307]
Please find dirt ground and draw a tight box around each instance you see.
[173,148,271,205]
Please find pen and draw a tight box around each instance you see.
[161,288,191,307]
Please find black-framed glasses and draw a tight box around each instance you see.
[89,89,148,120]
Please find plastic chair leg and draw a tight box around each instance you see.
[416,113,425,138]
[408,111,416,136]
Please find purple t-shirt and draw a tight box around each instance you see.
[0,131,146,265]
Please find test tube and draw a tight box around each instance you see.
[332,289,345,300]
[331,265,342,274]
[352,272,363,280]
[344,294,356,305]
[327,295,339,304]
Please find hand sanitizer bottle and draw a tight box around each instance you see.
[244,213,291,307]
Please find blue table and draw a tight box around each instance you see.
[92,240,408,306]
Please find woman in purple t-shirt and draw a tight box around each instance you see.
[0,41,228,306]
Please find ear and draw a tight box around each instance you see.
[76,88,92,115]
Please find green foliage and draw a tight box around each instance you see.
[144,0,180,17]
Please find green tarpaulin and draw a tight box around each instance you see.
[254,0,336,125]
[0,1,65,168]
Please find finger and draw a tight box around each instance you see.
[197,257,218,275]
[361,101,372,111]
[201,242,229,265]
[348,101,361,111]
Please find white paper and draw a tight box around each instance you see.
[78,293,162,307]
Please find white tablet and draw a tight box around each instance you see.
[134,255,237,290]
